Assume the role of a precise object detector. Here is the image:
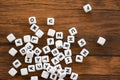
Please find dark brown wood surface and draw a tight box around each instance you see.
[0,0,120,80]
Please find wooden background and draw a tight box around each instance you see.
[0,0,120,80]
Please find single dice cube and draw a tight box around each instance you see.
[51,57,60,65]
[23,35,31,43]
[83,4,92,13]
[47,18,55,25]
[57,52,65,61]
[47,66,56,73]
[19,47,26,56]
[35,56,41,63]
[31,36,39,44]
[30,24,39,32]
[12,59,22,68]
[28,16,36,24]
[54,64,62,71]
[8,47,18,57]
[47,38,54,45]
[64,49,72,57]
[63,42,70,50]
[25,56,33,63]
[26,49,34,58]
[97,37,106,46]
[78,38,86,47]
[25,42,34,50]
[42,46,51,54]
[20,68,28,76]
[34,47,42,56]
[51,48,60,56]
[28,65,35,72]
[15,38,23,47]
[47,29,56,37]
[41,71,49,79]
[58,70,66,79]
[70,72,78,80]
[31,76,38,80]
[69,27,78,36]
[67,36,75,43]
[65,67,72,74]
[55,40,63,49]
[50,73,58,80]
[7,33,16,43]
[80,48,89,57]
[43,63,50,70]
[35,63,43,70]
[56,32,63,39]
[42,55,49,63]
[8,68,17,77]
[35,29,44,38]
[64,57,72,64]
[76,55,83,63]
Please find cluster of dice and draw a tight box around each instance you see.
[7,4,106,80]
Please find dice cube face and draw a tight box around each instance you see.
[63,42,70,50]
[31,36,39,44]
[57,53,65,61]
[51,57,60,65]
[23,35,31,43]
[35,29,44,38]
[35,63,43,70]
[76,55,83,63]
[26,49,34,58]
[47,29,56,37]
[65,67,72,74]
[67,36,75,43]
[64,57,72,64]
[28,65,35,72]
[58,70,66,79]
[54,64,62,71]
[80,48,89,57]
[34,47,42,56]
[29,16,36,24]
[70,72,78,80]
[55,40,63,49]
[43,63,50,70]
[41,71,49,79]
[69,27,78,36]
[35,56,41,63]
[51,48,60,56]
[25,56,32,63]
[42,46,51,54]
[97,37,106,46]
[30,24,39,32]
[47,18,55,25]
[7,33,16,43]
[19,47,26,56]
[78,38,86,47]
[64,49,72,57]
[56,32,63,39]
[8,68,17,77]
[47,38,54,45]
[25,42,34,50]
[12,59,22,68]
[9,47,18,57]
[20,68,28,76]
[15,38,23,47]
[42,55,49,63]
[31,76,38,80]
[50,73,57,80]
[83,4,92,13]
[46,65,53,73]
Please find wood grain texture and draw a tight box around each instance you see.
[0,0,120,80]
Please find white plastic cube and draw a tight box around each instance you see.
[47,38,54,45]
[63,42,70,50]
[50,73,58,80]
[42,55,49,63]
[35,29,44,38]
[55,40,63,49]
[41,71,49,79]
[64,49,72,57]
[47,65,56,73]
[23,35,31,43]
[30,24,39,32]
[25,56,33,63]
[28,65,35,72]
[83,4,92,13]
[47,29,56,37]
[58,70,66,79]
[31,76,38,80]
[35,56,41,63]
[7,33,16,43]
[69,27,78,36]
[67,36,75,43]
[19,47,26,56]
[35,63,43,70]
[56,32,63,39]
[42,46,51,54]
[57,52,65,61]
[64,57,72,64]
[34,47,42,56]
[51,48,60,56]
[25,42,34,50]
[28,16,36,24]
[54,64,62,71]
[97,37,106,46]
[20,68,28,76]
[47,18,55,25]
[12,59,22,68]
[51,57,60,65]
[31,36,39,44]
[78,38,86,47]
[15,38,23,47]
[8,47,18,57]
[26,49,34,58]
[76,55,83,63]
[80,48,89,57]
[70,72,78,80]
[65,67,72,74]
[8,68,17,77]
[43,63,50,70]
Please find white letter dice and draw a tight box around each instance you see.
[9,47,18,57]
[69,27,78,36]
[78,38,86,47]
[80,48,89,57]
[8,68,17,77]
[97,37,106,46]
[83,4,92,13]
[20,68,28,76]
[47,18,55,25]
[7,33,16,43]
[28,16,36,24]
[12,59,22,68]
